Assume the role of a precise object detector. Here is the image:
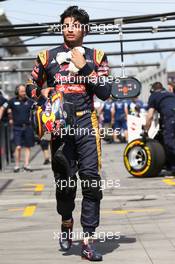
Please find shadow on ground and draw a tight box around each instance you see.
[60,235,136,257]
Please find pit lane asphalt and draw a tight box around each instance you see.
[1,142,175,264]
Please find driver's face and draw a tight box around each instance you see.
[62,17,85,46]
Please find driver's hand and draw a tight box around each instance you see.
[71,48,86,70]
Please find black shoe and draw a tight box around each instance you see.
[43,159,50,165]
[81,240,103,261]
[23,166,33,172]
[59,218,73,251]
[14,166,20,173]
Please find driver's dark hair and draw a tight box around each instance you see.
[60,6,89,26]
[151,82,164,91]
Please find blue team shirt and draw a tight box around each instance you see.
[148,90,175,118]
[113,100,127,121]
[8,97,34,126]
[103,101,112,123]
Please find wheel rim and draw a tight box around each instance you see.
[128,146,148,170]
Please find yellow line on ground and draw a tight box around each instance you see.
[162,179,175,186]
[34,184,44,192]
[101,208,165,215]
[22,205,37,217]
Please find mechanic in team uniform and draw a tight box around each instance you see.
[40,139,50,165]
[0,91,8,123]
[168,82,175,94]
[145,82,175,174]
[8,84,35,172]
[26,6,111,261]
[99,98,113,143]
[0,91,11,165]
[111,99,128,142]
[101,98,112,125]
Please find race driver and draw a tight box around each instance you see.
[26,6,111,261]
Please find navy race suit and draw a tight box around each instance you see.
[27,44,111,235]
[28,44,111,110]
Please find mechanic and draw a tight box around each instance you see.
[0,90,8,123]
[40,139,50,165]
[8,84,35,172]
[0,91,11,165]
[144,82,175,174]
[100,98,113,125]
[111,99,128,142]
[168,82,175,94]
[99,97,113,143]
[26,6,111,261]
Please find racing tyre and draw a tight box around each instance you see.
[123,138,165,177]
